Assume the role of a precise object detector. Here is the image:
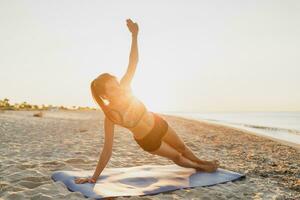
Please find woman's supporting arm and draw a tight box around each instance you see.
[92,116,115,180]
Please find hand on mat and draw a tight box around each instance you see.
[74,177,96,184]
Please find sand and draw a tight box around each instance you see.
[0,110,299,199]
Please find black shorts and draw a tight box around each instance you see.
[134,112,169,152]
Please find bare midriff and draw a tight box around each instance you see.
[127,110,155,140]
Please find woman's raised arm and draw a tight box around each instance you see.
[120,19,139,88]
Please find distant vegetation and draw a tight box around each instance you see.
[0,98,97,111]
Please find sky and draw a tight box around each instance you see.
[0,0,299,112]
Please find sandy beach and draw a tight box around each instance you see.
[0,110,299,199]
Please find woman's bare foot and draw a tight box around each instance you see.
[196,164,217,173]
[197,159,219,168]
[195,160,219,173]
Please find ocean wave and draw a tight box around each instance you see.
[202,118,300,136]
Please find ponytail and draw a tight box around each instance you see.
[90,79,120,124]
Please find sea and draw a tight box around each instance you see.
[162,111,300,147]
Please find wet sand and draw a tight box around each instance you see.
[0,110,299,199]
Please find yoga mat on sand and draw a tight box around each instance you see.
[51,164,245,199]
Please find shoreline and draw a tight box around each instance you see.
[164,114,300,150]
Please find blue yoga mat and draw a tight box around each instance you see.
[51,164,245,199]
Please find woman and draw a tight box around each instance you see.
[75,19,219,184]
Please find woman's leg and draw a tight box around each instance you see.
[149,141,217,172]
[162,125,219,167]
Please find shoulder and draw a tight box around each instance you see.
[120,83,133,95]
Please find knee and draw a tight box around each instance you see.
[171,153,182,163]
[176,145,186,154]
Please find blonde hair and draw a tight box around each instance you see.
[90,73,121,124]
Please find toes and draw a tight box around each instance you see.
[213,160,220,165]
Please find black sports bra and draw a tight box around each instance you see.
[108,94,147,129]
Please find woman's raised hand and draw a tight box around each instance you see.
[74,177,96,184]
[126,18,139,36]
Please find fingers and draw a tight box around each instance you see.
[75,178,88,184]
[75,178,84,184]
[75,177,96,184]
[126,18,137,25]
[126,19,132,25]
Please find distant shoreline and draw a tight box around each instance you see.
[198,119,300,150]
[162,113,300,150]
